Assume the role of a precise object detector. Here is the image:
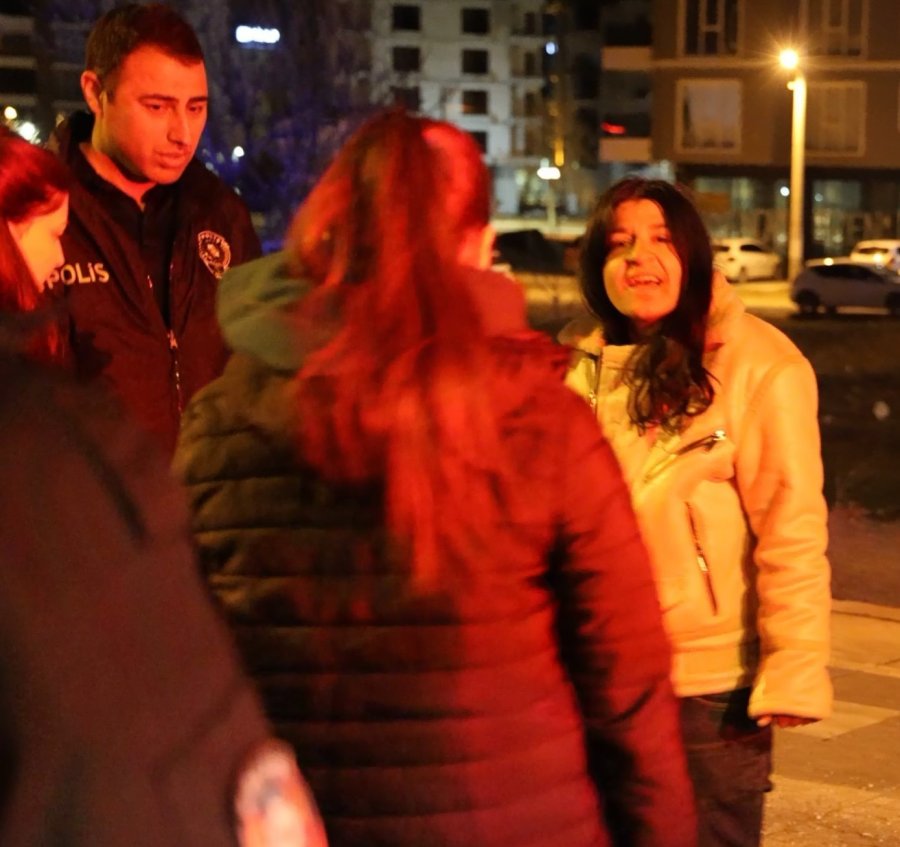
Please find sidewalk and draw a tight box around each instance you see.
[764,601,900,845]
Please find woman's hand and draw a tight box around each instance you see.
[756,714,818,728]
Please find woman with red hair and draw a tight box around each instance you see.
[175,110,696,847]
[0,129,70,362]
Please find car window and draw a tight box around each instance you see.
[812,266,843,278]
[712,245,729,254]
[739,244,764,253]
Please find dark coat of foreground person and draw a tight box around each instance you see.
[174,247,697,847]
[0,343,323,845]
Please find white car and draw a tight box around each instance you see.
[712,238,782,282]
[791,259,900,316]
[849,239,900,273]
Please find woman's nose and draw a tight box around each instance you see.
[624,239,645,263]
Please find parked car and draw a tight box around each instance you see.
[713,237,783,282]
[791,258,900,316]
[493,229,566,273]
[849,239,900,272]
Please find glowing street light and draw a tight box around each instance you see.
[537,159,561,229]
[779,48,807,282]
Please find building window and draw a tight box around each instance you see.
[807,81,864,154]
[392,46,420,72]
[522,12,537,35]
[461,89,489,115]
[524,91,538,117]
[469,130,488,153]
[461,8,490,35]
[391,85,421,112]
[677,78,741,152]
[571,54,599,100]
[391,4,420,31]
[462,48,489,74]
[572,0,600,30]
[803,0,865,56]
[683,0,739,55]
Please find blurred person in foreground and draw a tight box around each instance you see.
[561,177,832,847]
[0,129,324,847]
[0,128,70,363]
[174,110,696,847]
[48,3,262,455]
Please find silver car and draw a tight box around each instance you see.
[791,259,900,316]
[712,238,783,282]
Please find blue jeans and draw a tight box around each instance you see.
[680,688,773,847]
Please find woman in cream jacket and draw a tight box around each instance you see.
[562,177,831,847]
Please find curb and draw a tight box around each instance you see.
[831,598,900,622]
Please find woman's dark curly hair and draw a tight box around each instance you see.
[579,177,715,434]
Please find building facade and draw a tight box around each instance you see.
[371,0,551,215]
[652,0,900,259]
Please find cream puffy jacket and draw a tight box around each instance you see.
[562,278,832,720]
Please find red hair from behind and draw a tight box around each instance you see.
[285,109,509,583]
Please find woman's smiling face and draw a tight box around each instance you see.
[603,198,683,331]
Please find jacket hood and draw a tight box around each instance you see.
[217,252,313,372]
[559,271,745,355]
[217,251,531,372]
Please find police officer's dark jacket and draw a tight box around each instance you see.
[49,112,262,455]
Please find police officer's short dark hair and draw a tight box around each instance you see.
[85,3,204,90]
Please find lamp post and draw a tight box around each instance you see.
[537,160,561,231]
[780,49,807,282]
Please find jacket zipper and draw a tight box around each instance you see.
[168,330,184,415]
[642,428,726,483]
[148,270,185,418]
[686,502,719,615]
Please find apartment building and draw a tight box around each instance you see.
[371,0,553,214]
[653,0,900,259]
[0,11,87,142]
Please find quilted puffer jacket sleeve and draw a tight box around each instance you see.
[553,395,697,847]
[735,354,832,720]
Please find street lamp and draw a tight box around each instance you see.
[780,48,807,282]
[537,160,561,230]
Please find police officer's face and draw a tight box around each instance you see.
[88,45,208,185]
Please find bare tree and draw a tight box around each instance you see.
[183,0,373,243]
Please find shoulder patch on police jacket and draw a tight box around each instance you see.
[198,230,232,280]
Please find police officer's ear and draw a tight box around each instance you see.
[81,71,104,117]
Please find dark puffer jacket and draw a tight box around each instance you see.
[174,256,696,847]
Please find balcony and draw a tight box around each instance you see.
[599,113,651,163]
[600,136,651,163]
[601,45,651,72]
